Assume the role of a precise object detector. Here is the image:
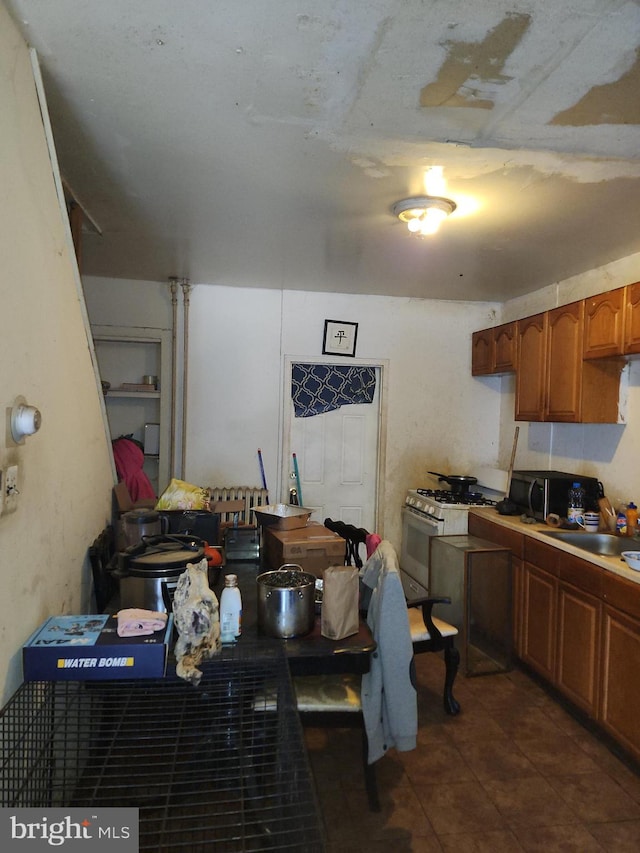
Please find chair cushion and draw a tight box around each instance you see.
[408,607,458,643]
[293,673,362,713]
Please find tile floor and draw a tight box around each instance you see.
[304,653,640,852]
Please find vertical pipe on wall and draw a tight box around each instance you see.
[169,278,179,478]
[180,279,192,478]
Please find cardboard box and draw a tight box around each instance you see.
[23,614,173,681]
[264,522,346,576]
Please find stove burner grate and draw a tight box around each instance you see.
[416,488,496,507]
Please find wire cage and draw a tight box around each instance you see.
[0,645,325,852]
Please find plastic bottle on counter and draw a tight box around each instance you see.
[616,504,628,535]
[626,502,638,537]
[220,574,242,643]
[567,483,586,526]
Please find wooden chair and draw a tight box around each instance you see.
[88,524,118,613]
[324,518,461,716]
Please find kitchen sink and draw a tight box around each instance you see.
[540,530,631,557]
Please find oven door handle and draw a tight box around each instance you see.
[404,506,443,529]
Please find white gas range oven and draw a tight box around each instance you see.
[400,486,497,600]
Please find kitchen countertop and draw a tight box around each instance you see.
[469,506,640,585]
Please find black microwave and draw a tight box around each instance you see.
[508,471,601,521]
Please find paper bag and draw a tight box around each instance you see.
[321,565,359,640]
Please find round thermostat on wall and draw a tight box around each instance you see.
[11,396,42,443]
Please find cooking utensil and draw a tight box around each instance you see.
[496,427,520,515]
[253,503,313,529]
[257,566,316,638]
[114,534,206,612]
[427,471,478,494]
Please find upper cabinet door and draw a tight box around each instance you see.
[471,328,494,375]
[472,323,517,376]
[624,281,640,355]
[583,287,625,359]
[515,313,547,422]
[546,301,583,422]
[494,322,517,373]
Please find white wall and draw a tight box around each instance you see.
[0,9,114,701]
[494,253,640,506]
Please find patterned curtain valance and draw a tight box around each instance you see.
[291,363,377,418]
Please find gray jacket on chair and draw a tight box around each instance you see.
[360,540,417,763]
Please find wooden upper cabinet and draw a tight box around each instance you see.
[546,301,583,422]
[471,328,493,375]
[515,313,547,421]
[472,322,517,376]
[624,281,640,355]
[494,322,517,373]
[515,303,623,423]
[583,287,625,359]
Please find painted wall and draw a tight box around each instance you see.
[0,9,114,702]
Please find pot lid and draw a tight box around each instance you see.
[128,536,205,571]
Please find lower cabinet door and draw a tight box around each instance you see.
[556,582,601,716]
[522,563,557,681]
[600,606,640,763]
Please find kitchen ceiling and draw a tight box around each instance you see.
[6,0,640,302]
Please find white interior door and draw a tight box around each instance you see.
[284,364,381,533]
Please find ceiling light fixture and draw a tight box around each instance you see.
[392,195,457,236]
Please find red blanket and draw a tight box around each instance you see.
[112,438,156,502]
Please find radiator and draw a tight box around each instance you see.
[208,486,270,524]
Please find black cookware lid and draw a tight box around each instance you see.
[128,535,205,571]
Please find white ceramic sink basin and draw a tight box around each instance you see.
[540,530,630,557]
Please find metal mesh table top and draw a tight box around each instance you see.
[0,645,325,852]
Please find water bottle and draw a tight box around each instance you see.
[567,482,585,526]
[220,574,242,643]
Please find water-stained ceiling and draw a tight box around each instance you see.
[5,0,640,301]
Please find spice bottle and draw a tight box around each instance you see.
[567,483,585,526]
[626,502,638,537]
[220,574,242,643]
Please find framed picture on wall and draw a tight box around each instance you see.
[322,320,358,357]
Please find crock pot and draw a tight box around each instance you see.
[114,534,206,612]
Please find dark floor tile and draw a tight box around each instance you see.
[442,709,508,744]
[310,658,640,850]
[483,775,580,829]
[513,823,606,852]
[587,818,640,852]
[344,784,437,842]
[413,780,506,836]
[514,732,601,776]
[399,739,476,785]
[438,828,525,851]
[547,772,640,823]
[491,705,564,740]
[461,737,538,781]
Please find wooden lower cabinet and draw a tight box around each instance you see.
[600,606,640,762]
[467,513,640,760]
[522,563,557,682]
[556,582,601,716]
